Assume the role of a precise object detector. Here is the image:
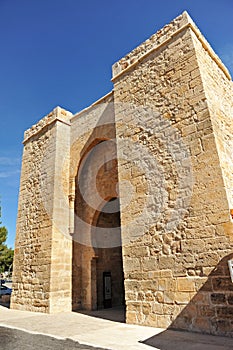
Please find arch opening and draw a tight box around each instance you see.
[72,137,125,317]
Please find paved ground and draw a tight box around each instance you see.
[0,305,233,350]
[0,326,109,350]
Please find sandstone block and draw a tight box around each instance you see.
[177,278,196,292]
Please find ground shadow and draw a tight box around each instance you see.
[141,328,232,350]
[78,306,126,323]
[0,326,110,350]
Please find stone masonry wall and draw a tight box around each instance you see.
[11,125,55,312]
[11,107,73,313]
[48,113,72,313]
[112,12,233,336]
[192,28,233,209]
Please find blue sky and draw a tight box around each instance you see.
[0,0,233,248]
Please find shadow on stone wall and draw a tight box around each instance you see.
[142,253,233,348]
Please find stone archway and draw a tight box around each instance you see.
[72,138,125,312]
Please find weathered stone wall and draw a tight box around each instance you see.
[192,27,233,209]
[11,107,72,313]
[112,12,233,336]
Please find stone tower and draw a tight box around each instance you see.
[11,12,233,336]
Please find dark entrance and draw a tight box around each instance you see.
[92,198,125,310]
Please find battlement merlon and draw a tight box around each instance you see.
[23,106,73,144]
[112,11,231,82]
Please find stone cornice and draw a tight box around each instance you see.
[23,106,73,144]
[111,11,231,82]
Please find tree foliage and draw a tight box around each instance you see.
[0,203,14,273]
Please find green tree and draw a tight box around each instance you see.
[0,203,14,274]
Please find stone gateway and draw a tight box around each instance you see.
[11,12,233,337]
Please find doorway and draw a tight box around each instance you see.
[92,198,125,310]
